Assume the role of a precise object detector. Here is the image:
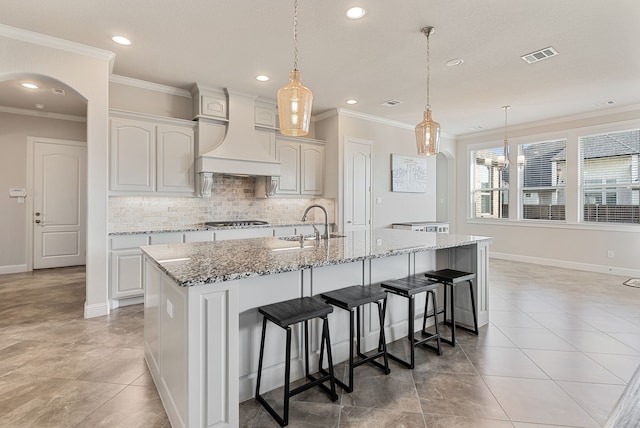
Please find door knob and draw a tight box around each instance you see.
[35,212,41,216]
[35,219,41,224]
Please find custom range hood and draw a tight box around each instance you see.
[196,89,281,179]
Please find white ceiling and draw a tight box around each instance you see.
[1,0,639,135]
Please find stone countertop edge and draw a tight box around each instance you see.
[108,221,334,235]
[141,229,493,288]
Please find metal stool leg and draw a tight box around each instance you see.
[468,280,479,335]
[321,316,338,401]
[255,317,268,399]
[283,326,292,426]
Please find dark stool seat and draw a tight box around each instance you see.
[320,285,390,392]
[381,276,442,369]
[255,297,338,427]
[423,269,478,346]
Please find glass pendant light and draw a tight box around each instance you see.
[415,26,440,156]
[498,105,510,170]
[277,0,313,136]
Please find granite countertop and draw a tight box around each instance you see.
[141,228,492,287]
[109,221,332,235]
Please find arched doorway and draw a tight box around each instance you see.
[0,29,113,318]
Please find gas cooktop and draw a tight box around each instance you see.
[204,220,269,227]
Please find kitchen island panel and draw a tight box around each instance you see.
[142,231,492,428]
[144,258,239,428]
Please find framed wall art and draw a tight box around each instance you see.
[391,153,427,193]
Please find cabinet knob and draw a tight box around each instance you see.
[35,219,41,224]
[346,220,352,224]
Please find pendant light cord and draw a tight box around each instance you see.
[426,29,431,110]
[504,106,509,141]
[293,0,299,70]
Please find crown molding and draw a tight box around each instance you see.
[338,108,415,131]
[458,102,640,141]
[0,105,86,122]
[0,23,115,65]
[313,108,455,139]
[111,74,191,98]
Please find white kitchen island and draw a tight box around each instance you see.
[141,228,492,428]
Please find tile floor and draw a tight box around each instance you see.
[1,259,639,427]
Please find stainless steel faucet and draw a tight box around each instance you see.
[302,204,329,240]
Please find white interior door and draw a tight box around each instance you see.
[33,140,87,269]
[344,138,372,233]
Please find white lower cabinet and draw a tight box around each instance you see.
[110,234,149,302]
[111,249,144,298]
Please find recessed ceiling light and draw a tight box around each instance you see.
[346,7,366,19]
[255,75,270,82]
[112,35,132,46]
[346,99,358,105]
[21,83,38,89]
[446,58,464,67]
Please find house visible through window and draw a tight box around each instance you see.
[521,139,567,221]
[580,129,640,224]
[471,147,509,219]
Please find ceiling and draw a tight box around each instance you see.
[1,0,639,136]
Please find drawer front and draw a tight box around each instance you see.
[111,234,149,250]
[149,232,184,245]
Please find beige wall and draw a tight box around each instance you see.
[455,106,640,276]
[0,29,112,317]
[109,81,192,119]
[316,110,452,229]
[0,112,86,269]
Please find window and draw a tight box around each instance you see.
[471,147,509,219]
[521,139,567,220]
[580,129,640,224]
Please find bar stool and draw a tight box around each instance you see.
[423,269,478,346]
[380,276,442,369]
[320,284,390,392]
[255,297,338,427]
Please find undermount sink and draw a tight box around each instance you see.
[278,233,345,242]
[278,234,316,242]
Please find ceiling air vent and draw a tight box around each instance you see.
[52,88,66,96]
[381,99,402,107]
[521,46,558,64]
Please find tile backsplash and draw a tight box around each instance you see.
[108,175,335,233]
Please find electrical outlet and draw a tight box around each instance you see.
[376,197,382,204]
[607,250,614,259]
[376,239,382,246]
[167,299,173,318]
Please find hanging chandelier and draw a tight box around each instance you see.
[415,26,440,156]
[277,0,313,136]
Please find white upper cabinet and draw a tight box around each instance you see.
[301,144,324,195]
[274,137,325,196]
[110,118,156,192]
[276,140,301,194]
[156,124,195,193]
[109,112,196,195]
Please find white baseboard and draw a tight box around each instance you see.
[0,264,28,274]
[491,252,640,278]
[84,301,110,318]
[111,296,144,309]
